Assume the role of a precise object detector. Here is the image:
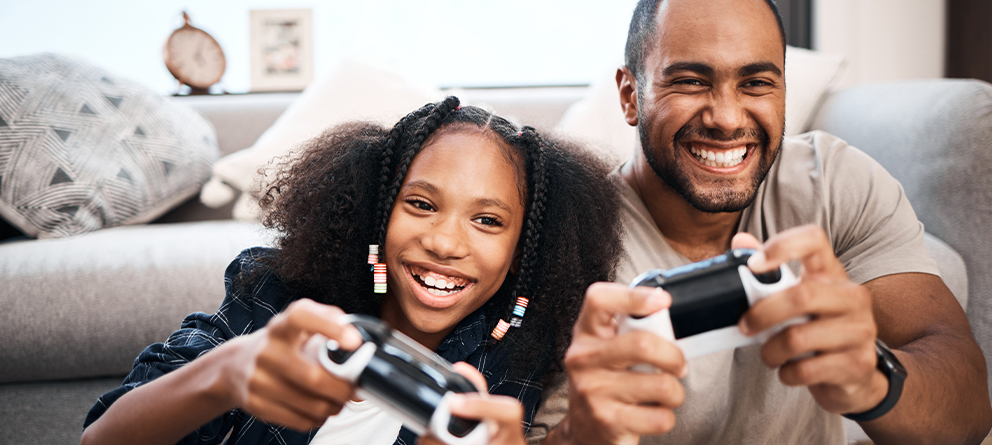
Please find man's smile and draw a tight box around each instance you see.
[688,143,753,168]
[680,140,758,171]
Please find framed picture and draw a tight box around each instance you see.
[249,9,314,92]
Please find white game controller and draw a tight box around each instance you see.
[618,249,805,363]
[318,314,488,445]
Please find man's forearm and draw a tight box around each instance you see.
[861,331,991,444]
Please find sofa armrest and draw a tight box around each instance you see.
[809,79,992,401]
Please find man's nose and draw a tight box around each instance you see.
[421,217,470,260]
[701,86,747,135]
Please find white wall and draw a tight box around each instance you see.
[813,0,945,88]
[0,0,639,95]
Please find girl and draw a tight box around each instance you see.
[81,97,622,445]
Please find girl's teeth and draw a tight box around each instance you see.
[427,287,455,297]
[413,268,466,292]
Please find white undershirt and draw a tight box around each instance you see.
[310,399,404,445]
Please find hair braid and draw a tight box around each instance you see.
[374,103,437,246]
[375,96,461,246]
[509,126,548,312]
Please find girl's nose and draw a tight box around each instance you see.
[421,218,470,260]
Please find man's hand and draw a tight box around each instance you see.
[547,282,686,445]
[733,227,887,414]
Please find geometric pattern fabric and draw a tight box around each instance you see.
[0,53,219,238]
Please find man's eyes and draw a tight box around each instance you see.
[669,79,776,89]
[672,78,705,86]
[743,79,773,88]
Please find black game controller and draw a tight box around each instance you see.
[618,248,804,362]
[318,314,486,445]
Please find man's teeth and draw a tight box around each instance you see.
[690,146,747,168]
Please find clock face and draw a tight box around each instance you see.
[164,26,226,90]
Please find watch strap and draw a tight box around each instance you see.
[842,339,906,422]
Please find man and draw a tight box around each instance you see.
[529,0,992,443]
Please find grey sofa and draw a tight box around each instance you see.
[1,80,989,444]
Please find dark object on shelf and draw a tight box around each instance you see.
[946,0,992,83]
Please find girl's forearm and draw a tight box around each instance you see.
[80,341,239,445]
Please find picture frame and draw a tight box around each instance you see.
[249,9,314,92]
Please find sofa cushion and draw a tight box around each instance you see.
[0,220,273,383]
[924,232,968,309]
[810,79,992,405]
[0,53,219,238]
[199,57,444,220]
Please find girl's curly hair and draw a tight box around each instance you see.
[256,97,623,381]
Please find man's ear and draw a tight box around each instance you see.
[617,66,639,127]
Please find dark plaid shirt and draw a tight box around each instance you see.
[85,247,547,445]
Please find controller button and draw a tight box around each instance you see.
[753,268,782,284]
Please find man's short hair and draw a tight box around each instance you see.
[624,0,787,80]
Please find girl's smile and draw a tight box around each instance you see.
[405,263,473,306]
[379,127,525,349]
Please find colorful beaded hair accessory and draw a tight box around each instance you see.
[491,296,528,340]
[369,244,387,294]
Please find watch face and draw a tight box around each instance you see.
[876,339,907,377]
[164,26,226,89]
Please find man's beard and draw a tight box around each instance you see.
[638,119,781,214]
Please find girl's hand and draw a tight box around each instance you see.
[418,362,526,445]
[220,298,364,431]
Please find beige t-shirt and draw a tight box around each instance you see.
[528,131,939,445]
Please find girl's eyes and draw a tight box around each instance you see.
[406,199,504,227]
[473,216,503,227]
[407,199,434,212]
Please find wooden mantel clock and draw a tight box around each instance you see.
[163,11,226,95]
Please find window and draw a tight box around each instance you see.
[0,0,641,94]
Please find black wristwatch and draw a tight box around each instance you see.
[842,339,907,422]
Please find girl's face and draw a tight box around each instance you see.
[380,128,525,349]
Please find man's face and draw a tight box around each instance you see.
[633,0,786,213]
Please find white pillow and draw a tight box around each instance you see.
[556,46,847,165]
[200,57,445,220]
[783,46,847,136]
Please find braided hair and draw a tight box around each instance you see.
[257,97,623,380]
